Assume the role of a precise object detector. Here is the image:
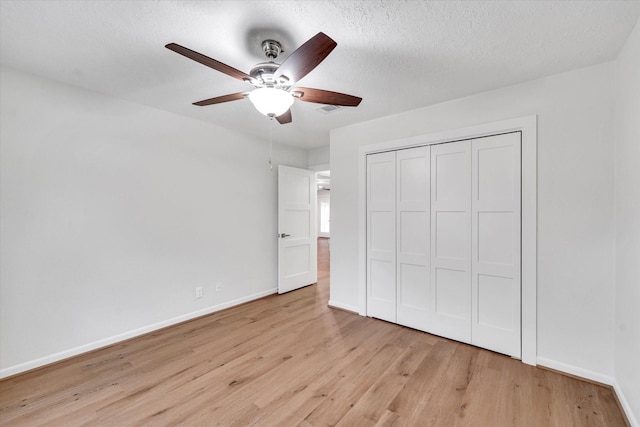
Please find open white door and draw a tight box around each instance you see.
[278,165,317,294]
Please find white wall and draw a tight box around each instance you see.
[330,62,616,379]
[308,146,330,168]
[614,19,640,426]
[0,66,308,376]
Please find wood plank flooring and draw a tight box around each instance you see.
[0,238,627,426]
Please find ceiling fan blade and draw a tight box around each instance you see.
[193,92,246,106]
[293,87,362,107]
[276,109,292,124]
[166,43,251,81]
[274,32,337,84]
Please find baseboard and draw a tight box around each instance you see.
[537,357,638,426]
[536,357,614,386]
[328,300,359,314]
[0,288,278,379]
[613,380,639,427]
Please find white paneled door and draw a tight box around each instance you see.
[471,133,521,357]
[396,147,431,331]
[278,166,317,294]
[367,147,431,328]
[430,141,472,343]
[365,132,522,358]
[366,152,397,322]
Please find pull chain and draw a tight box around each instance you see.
[269,117,274,171]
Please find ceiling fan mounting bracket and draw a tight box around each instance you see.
[261,40,283,60]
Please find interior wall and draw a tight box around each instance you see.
[330,62,616,380]
[308,146,330,168]
[614,19,640,425]
[0,65,308,375]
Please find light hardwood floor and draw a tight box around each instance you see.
[0,238,627,426]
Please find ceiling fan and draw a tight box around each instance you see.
[165,32,362,124]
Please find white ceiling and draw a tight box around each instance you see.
[1,1,639,149]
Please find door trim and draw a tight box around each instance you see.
[358,115,537,365]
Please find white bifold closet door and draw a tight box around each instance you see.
[430,141,472,344]
[396,147,431,330]
[366,147,431,327]
[471,133,521,358]
[366,151,397,323]
[366,132,521,358]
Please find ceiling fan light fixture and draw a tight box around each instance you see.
[248,87,294,118]
[166,32,361,125]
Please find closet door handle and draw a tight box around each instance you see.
[279,233,291,238]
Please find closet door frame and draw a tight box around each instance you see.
[358,115,537,366]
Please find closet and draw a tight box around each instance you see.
[366,132,521,358]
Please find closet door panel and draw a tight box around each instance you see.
[399,211,429,264]
[471,132,521,358]
[430,141,472,343]
[367,152,397,322]
[434,268,468,319]
[396,147,430,331]
[434,211,467,259]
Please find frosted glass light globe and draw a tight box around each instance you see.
[248,88,294,117]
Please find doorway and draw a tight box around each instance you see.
[316,170,331,293]
[316,170,331,238]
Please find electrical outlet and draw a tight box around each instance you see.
[215,282,222,292]
[195,286,204,299]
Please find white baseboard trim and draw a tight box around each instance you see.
[328,300,359,314]
[613,380,639,427]
[537,357,639,425]
[536,357,614,386]
[0,288,278,379]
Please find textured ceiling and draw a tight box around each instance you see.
[1,1,639,149]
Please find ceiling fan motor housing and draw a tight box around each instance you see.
[250,62,278,83]
[250,61,291,89]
